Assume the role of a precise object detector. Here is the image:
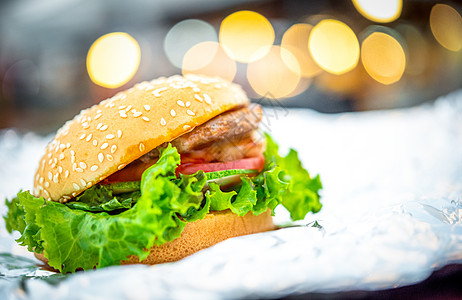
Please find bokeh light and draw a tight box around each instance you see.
[397,24,428,76]
[247,46,300,98]
[352,0,402,23]
[219,11,275,63]
[164,19,217,69]
[285,78,312,98]
[361,31,406,85]
[182,41,237,82]
[281,23,321,78]
[430,4,462,52]
[87,32,140,89]
[309,19,359,75]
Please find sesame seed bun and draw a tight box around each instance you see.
[34,209,275,267]
[33,74,249,202]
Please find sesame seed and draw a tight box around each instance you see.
[94,114,102,120]
[60,143,65,149]
[59,153,65,160]
[184,125,191,130]
[106,134,115,139]
[97,109,102,114]
[91,165,98,171]
[118,164,126,170]
[187,109,195,116]
[53,158,57,164]
[139,143,145,152]
[53,173,59,183]
[65,170,69,178]
[101,143,109,150]
[194,95,203,102]
[70,150,75,156]
[35,174,39,181]
[73,183,80,190]
[106,154,113,161]
[66,143,71,149]
[93,140,98,146]
[144,105,150,111]
[177,100,185,107]
[203,94,212,104]
[186,101,191,107]
[45,181,50,188]
[193,87,200,92]
[98,153,104,162]
[39,177,44,184]
[142,116,150,122]
[125,105,132,112]
[44,190,50,198]
[111,145,117,153]
[97,123,103,130]
[71,156,76,163]
[79,134,86,140]
[58,166,63,173]
[48,152,52,158]
[82,122,90,129]
[48,172,52,180]
[76,168,83,173]
[133,111,142,117]
[80,179,87,187]
[170,109,176,117]
[119,111,128,118]
[79,162,87,169]
[72,163,77,171]
[117,130,122,138]
[152,87,167,97]
[100,125,108,131]
[160,118,166,126]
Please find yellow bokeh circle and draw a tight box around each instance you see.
[87,32,141,88]
[361,32,406,85]
[309,20,360,75]
[281,23,321,78]
[352,0,402,23]
[219,11,275,63]
[247,46,301,98]
[182,41,237,82]
[430,4,462,52]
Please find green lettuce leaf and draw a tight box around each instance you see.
[64,182,142,212]
[4,144,211,272]
[3,134,322,272]
[263,133,322,220]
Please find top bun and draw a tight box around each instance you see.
[33,74,249,202]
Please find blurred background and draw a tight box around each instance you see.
[1,0,462,134]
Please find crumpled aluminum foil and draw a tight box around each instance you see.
[0,91,461,299]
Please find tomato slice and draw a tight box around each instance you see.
[176,154,265,175]
[102,154,265,184]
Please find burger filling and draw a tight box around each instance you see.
[102,103,266,187]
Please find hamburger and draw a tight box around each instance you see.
[4,74,322,273]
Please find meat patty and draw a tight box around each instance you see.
[172,103,262,152]
[140,104,262,163]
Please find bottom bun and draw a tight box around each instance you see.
[35,209,275,268]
